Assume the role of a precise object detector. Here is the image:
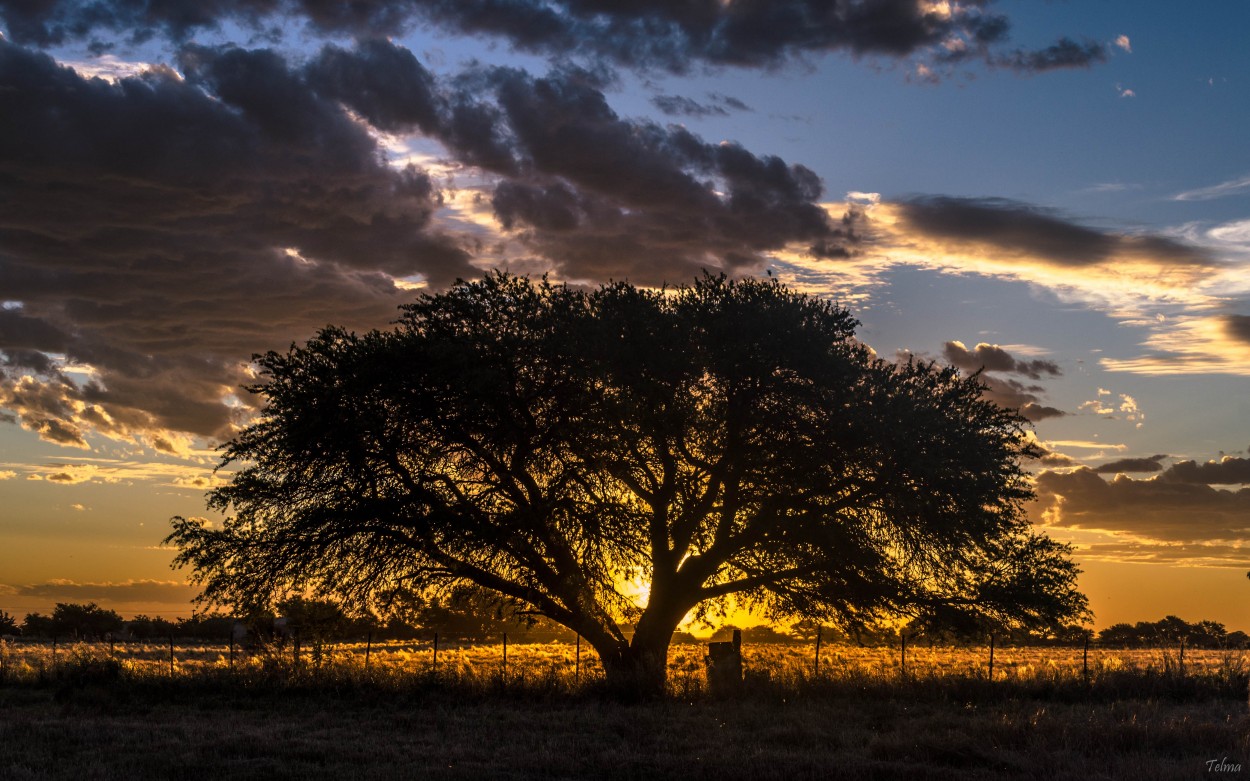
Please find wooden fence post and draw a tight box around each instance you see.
[502,632,508,683]
[988,634,995,681]
[900,633,907,680]
[364,631,372,673]
[229,635,235,672]
[1082,634,1090,682]
[1179,639,1185,677]
[433,632,439,676]
[813,626,822,677]
[168,634,175,678]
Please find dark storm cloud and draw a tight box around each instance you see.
[0,39,472,443]
[651,92,753,118]
[1093,455,1168,474]
[710,93,751,112]
[993,37,1108,74]
[1225,315,1250,345]
[8,578,200,603]
[1022,438,1077,469]
[0,0,1106,75]
[1034,467,1250,544]
[942,341,1061,380]
[0,310,71,354]
[306,40,855,278]
[1159,457,1250,486]
[1037,451,1077,469]
[0,310,71,373]
[480,65,847,279]
[932,342,1065,421]
[306,42,852,281]
[1016,402,1065,423]
[1,35,858,446]
[897,197,1213,268]
[651,94,729,118]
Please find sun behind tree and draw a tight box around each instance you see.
[168,272,1088,695]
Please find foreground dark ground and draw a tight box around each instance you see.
[2,677,1247,780]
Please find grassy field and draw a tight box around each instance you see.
[2,640,1247,779]
[4,637,1246,686]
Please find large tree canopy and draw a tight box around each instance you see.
[169,273,1087,690]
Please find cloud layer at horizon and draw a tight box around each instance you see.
[1033,457,1250,567]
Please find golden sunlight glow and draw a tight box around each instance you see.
[1100,315,1250,376]
[919,1,955,21]
[9,457,231,488]
[57,55,158,83]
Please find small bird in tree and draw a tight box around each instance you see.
[168,272,1088,696]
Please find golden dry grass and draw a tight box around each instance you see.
[2,638,1243,692]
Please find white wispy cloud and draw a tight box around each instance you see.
[1207,218,1250,245]
[846,191,881,205]
[57,55,159,83]
[1083,182,1142,193]
[1172,174,1250,202]
[1100,315,1250,376]
[9,458,233,488]
[1046,440,1128,451]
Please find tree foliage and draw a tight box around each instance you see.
[273,596,369,659]
[169,273,1088,691]
[20,602,124,639]
[1098,616,1247,649]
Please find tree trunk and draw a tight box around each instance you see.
[597,595,688,699]
[599,637,671,700]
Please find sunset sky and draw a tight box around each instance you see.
[1,1,1248,630]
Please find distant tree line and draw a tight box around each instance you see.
[799,616,1249,649]
[2,603,237,641]
[1095,616,1249,649]
[0,588,581,644]
[3,604,1246,650]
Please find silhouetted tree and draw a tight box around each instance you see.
[0,610,18,636]
[275,597,353,661]
[169,273,1088,694]
[409,584,573,642]
[126,614,178,640]
[1097,616,1243,649]
[25,603,124,639]
[21,613,53,637]
[786,619,821,643]
[175,614,236,640]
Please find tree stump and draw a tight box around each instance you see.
[706,629,743,694]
